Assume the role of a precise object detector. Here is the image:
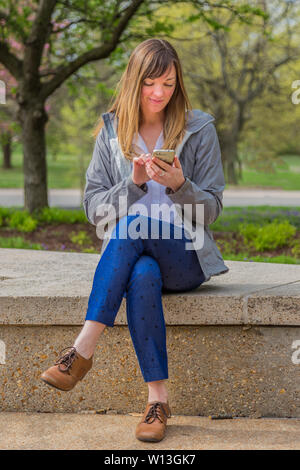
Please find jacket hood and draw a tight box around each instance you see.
[185,109,215,134]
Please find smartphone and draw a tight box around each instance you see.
[152,149,175,167]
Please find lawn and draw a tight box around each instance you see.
[228,156,300,190]
[0,146,86,189]
[1,147,300,190]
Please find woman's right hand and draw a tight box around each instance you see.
[132,153,152,186]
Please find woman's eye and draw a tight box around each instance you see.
[144,83,174,87]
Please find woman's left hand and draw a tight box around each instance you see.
[145,155,186,192]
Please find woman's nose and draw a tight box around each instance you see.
[151,86,164,98]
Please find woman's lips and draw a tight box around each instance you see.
[149,98,163,103]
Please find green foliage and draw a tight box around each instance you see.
[238,220,296,251]
[0,207,87,230]
[8,211,38,232]
[235,4,269,20]
[69,230,92,246]
[0,207,13,222]
[95,82,115,98]
[82,246,98,253]
[33,207,87,225]
[0,236,42,250]
[146,20,175,35]
[291,240,300,258]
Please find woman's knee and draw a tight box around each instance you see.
[128,255,162,288]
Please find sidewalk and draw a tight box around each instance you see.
[0,413,299,450]
[223,188,300,207]
[0,188,299,208]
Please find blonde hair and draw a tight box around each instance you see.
[92,38,193,160]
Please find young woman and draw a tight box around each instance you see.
[41,38,229,443]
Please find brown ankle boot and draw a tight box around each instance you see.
[40,346,93,391]
[136,401,171,442]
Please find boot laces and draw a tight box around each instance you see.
[144,402,168,424]
[55,346,77,372]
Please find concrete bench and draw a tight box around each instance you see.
[0,248,300,417]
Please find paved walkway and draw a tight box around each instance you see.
[0,188,299,208]
[0,413,299,450]
[223,189,300,207]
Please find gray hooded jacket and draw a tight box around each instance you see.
[83,109,229,282]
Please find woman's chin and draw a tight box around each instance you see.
[146,104,165,112]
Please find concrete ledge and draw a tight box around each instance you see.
[1,248,300,325]
[1,248,300,417]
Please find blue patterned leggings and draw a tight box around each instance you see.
[85,214,205,382]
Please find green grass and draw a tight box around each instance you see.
[1,148,300,190]
[229,155,300,190]
[0,145,86,189]
[223,253,300,264]
[0,236,42,250]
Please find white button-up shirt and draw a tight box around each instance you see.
[129,131,183,227]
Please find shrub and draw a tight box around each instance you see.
[0,207,14,227]
[34,207,87,224]
[291,240,300,258]
[238,219,296,251]
[7,211,38,232]
[69,230,92,246]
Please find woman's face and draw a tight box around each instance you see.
[140,63,177,116]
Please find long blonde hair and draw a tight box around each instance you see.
[92,38,193,160]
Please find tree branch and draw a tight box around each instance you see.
[0,41,23,79]
[24,0,57,75]
[39,0,144,100]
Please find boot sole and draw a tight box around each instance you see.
[136,435,164,443]
[40,377,73,392]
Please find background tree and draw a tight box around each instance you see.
[0,0,266,212]
[46,58,118,196]
[0,0,150,212]
[0,64,20,169]
[162,0,300,183]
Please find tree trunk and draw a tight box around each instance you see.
[227,160,238,185]
[2,132,12,169]
[18,103,49,212]
[218,131,239,185]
